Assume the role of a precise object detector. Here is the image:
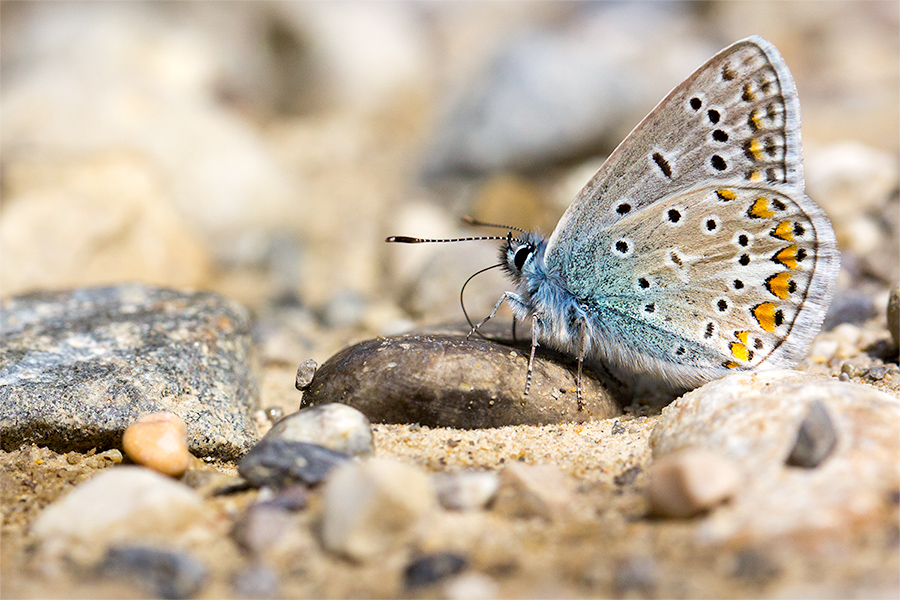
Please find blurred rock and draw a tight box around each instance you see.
[1,2,298,266]
[645,450,741,518]
[32,467,206,564]
[320,458,436,561]
[0,154,212,297]
[0,284,259,459]
[433,470,500,511]
[493,463,574,520]
[404,552,469,589]
[99,545,208,600]
[784,400,838,468]
[806,142,899,286]
[423,3,713,175]
[300,333,620,428]
[888,285,900,349]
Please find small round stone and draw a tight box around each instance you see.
[121,412,191,477]
[295,359,317,391]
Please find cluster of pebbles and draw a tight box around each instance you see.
[1,283,898,598]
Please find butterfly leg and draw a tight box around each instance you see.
[524,314,541,397]
[466,292,522,340]
[575,321,587,411]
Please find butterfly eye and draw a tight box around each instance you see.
[513,246,532,271]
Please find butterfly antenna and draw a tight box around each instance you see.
[460,263,503,338]
[461,215,528,235]
[386,234,507,244]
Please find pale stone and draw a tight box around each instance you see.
[320,458,436,561]
[32,466,205,563]
[645,449,741,518]
[492,463,574,520]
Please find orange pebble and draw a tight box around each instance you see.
[122,412,191,477]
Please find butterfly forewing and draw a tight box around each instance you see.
[546,36,803,256]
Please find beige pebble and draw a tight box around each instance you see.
[493,463,574,520]
[122,412,191,477]
[645,449,741,518]
[320,458,436,561]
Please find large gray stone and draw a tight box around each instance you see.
[0,284,259,459]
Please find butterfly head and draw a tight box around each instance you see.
[500,230,547,285]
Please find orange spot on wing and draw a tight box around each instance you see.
[765,271,794,299]
[773,245,799,269]
[729,342,750,361]
[772,221,795,241]
[753,302,779,332]
[748,197,775,219]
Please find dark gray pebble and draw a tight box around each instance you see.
[404,552,469,589]
[99,545,207,600]
[613,465,642,487]
[300,333,620,429]
[785,400,838,468]
[238,438,350,489]
[731,548,780,582]
[0,284,258,459]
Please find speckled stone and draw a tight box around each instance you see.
[0,284,259,459]
[650,370,900,542]
[300,333,620,428]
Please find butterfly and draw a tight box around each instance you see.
[389,36,840,407]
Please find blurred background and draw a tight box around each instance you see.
[2,0,898,363]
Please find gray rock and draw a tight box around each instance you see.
[0,284,258,459]
[785,400,838,468]
[263,403,374,456]
[238,438,350,489]
[404,552,469,589]
[99,545,208,600]
[300,333,620,428]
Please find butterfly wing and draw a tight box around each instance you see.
[543,36,839,381]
